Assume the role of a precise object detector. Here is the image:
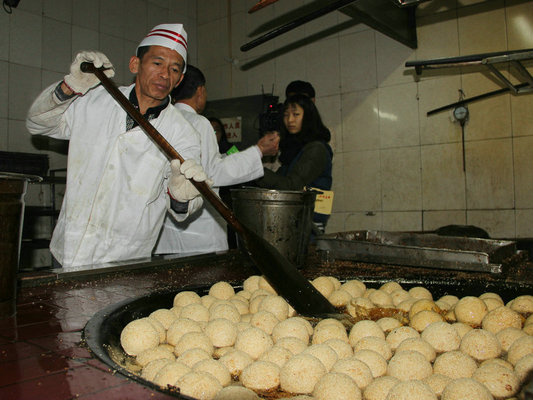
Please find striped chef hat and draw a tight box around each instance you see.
[137,24,188,71]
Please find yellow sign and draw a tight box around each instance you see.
[308,187,334,215]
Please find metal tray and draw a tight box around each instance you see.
[316,230,518,274]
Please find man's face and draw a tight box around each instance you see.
[129,45,185,111]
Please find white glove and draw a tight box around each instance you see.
[168,159,211,203]
[64,51,115,95]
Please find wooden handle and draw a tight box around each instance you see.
[80,62,245,234]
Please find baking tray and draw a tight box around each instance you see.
[316,230,518,274]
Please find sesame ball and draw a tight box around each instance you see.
[230,298,249,315]
[387,351,433,381]
[349,320,385,346]
[193,358,232,387]
[235,326,273,360]
[120,318,160,356]
[312,276,336,298]
[433,350,478,379]
[376,317,402,333]
[205,318,238,348]
[480,357,514,371]
[514,353,533,383]
[313,318,349,344]
[353,336,392,360]
[352,349,388,378]
[153,360,191,387]
[272,317,311,343]
[386,326,420,350]
[410,310,444,332]
[213,386,260,400]
[174,331,214,357]
[441,378,493,400]
[258,276,277,294]
[209,281,235,300]
[323,338,354,359]
[423,374,451,398]
[408,299,441,320]
[136,346,175,366]
[342,280,366,297]
[201,294,216,309]
[149,308,177,330]
[452,322,473,338]
[312,372,362,400]
[243,275,261,293]
[363,376,399,400]
[386,380,437,400]
[276,336,308,355]
[454,296,488,326]
[328,276,342,290]
[259,295,289,321]
[303,344,339,371]
[380,281,403,294]
[250,310,279,335]
[331,357,373,390]
[241,360,280,392]
[280,353,327,394]
[174,290,201,307]
[483,297,504,311]
[369,290,394,307]
[328,289,352,307]
[408,286,433,300]
[176,371,222,400]
[141,358,173,381]
[421,321,461,352]
[166,317,203,346]
[209,302,241,323]
[509,295,533,314]
[473,363,520,398]
[395,338,436,363]
[397,298,417,312]
[439,295,459,306]
[391,289,411,306]
[460,328,501,361]
[178,348,212,368]
[507,335,533,365]
[218,349,253,377]
[481,306,522,334]
[179,303,210,324]
[259,346,293,368]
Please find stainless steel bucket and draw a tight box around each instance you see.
[231,188,316,268]
[0,172,41,318]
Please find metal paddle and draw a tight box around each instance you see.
[80,62,338,318]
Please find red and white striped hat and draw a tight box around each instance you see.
[137,24,188,70]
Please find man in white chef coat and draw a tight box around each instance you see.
[26,24,209,268]
[154,65,280,254]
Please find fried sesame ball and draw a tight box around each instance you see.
[250,310,279,335]
[386,380,437,400]
[235,326,273,360]
[510,295,533,314]
[136,345,175,366]
[452,322,473,338]
[386,326,420,350]
[352,349,388,378]
[259,295,289,321]
[209,302,241,323]
[170,306,182,317]
[313,319,349,344]
[236,289,252,300]
[201,294,217,309]
[259,345,293,368]
[349,297,376,316]
[146,317,166,343]
[329,289,353,307]
[176,370,222,400]
[179,303,210,325]
[480,357,514,371]
[205,318,238,348]
[258,276,277,294]
[178,348,213,368]
[175,331,214,357]
[174,291,202,307]
[408,286,433,300]
[395,338,436,363]
[312,276,336,298]
[387,351,433,381]
[153,360,192,387]
[249,295,268,314]
[421,321,461,352]
[241,360,280,392]
[120,318,160,356]
[230,298,249,315]
[239,315,252,325]
[218,349,253,377]
[344,279,367,294]
[523,323,533,335]
[376,317,402,333]
[423,373,451,398]
[363,288,377,299]
[363,376,399,400]
[193,358,232,387]
[324,338,354,359]
[250,288,272,301]
[243,275,261,293]
[141,358,173,381]
[410,310,444,332]
[481,306,522,334]
[433,350,478,379]
[292,316,314,335]
[435,300,452,311]
[397,298,417,312]
[303,344,339,371]
[441,377,493,400]
[483,298,504,311]
[409,299,441,320]
[368,290,394,308]
[514,353,533,383]
[439,295,459,307]
[149,308,178,330]
[280,353,327,394]
[480,292,504,302]
[276,336,309,355]
[272,317,310,343]
[213,346,234,359]
[209,281,235,300]
[391,289,411,306]
[460,328,501,361]
[329,276,342,290]
[507,335,533,365]
[454,296,488,326]
[380,281,403,294]
[525,314,533,326]
[340,281,365,298]
[312,372,362,400]
[166,318,203,346]
[331,357,373,390]
[349,320,385,346]
[354,336,392,360]
[473,363,520,398]
[213,386,260,400]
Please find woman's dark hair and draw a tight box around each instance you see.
[208,116,232,154]
[281,93,330,144]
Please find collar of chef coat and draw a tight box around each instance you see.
[126,87,170,130]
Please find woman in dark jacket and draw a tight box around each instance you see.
[257,93,333,232]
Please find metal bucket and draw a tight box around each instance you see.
[0,172,41,318]
[231,188,316,268]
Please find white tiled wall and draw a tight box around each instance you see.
[2,0,533,245]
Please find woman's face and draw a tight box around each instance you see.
[283,103,304,134]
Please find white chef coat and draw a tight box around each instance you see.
[154,102,264,254]
[26,82,202,267]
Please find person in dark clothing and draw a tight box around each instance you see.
[285,80,316,102]
[256,93,333,232]
[208,116,233,155]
